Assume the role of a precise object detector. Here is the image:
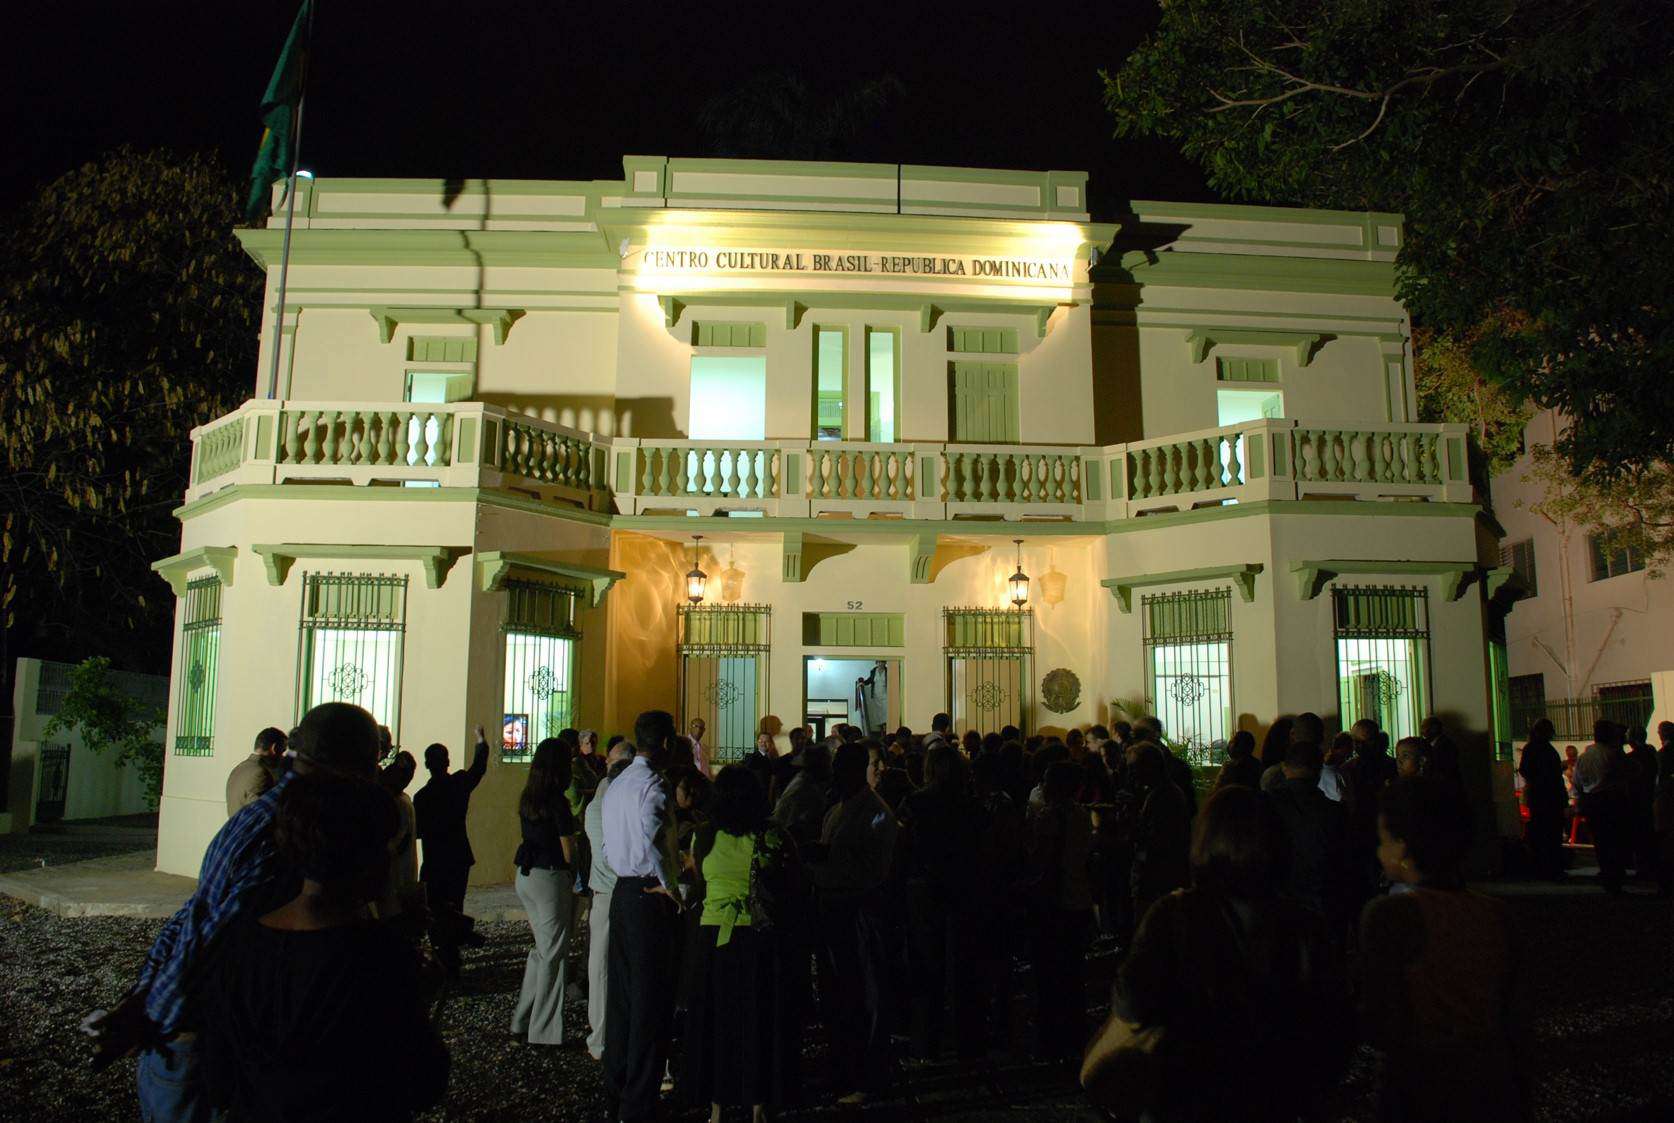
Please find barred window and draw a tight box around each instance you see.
[1333,586,1430,742]
[174,577,223,756]
[1142,589,1233,756]
[1587,532,1643,581]
[943,608,1033,736]
[298,574,408,744]
[501,580,581,764]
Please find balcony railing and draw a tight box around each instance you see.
[187,403,1472,520]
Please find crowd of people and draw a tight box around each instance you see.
[85,702,1674,1122]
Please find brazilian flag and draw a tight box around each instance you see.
[245,1,315,223]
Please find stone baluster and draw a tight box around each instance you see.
[1225,433,1242,485]
[656,447,674,496]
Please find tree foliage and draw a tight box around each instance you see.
[1104,1,1674,481]
[1523,442,1674,577]
[1412,313,1533,481]
[41,656,166,808]
[0,148,259,665]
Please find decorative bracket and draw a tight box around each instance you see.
[1485,565,1531,606]
[1291,559,1478,601]
[476,550,626,608]
[1100,563,1263,614]
[370,306,526,345]
[781,532,806,583]
[784,299,807,330]
[919,303,943,334]
[253,544,464,589]
[659,295,684,329]
[1186,328,1330,367]
[152,546,238,596]
[908,533,938,584]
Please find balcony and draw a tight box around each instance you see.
[186,401,1473,522]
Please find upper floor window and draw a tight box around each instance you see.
[1499,539,1538,596]
[690,321,768,441]
[813,326,846,441]
[1216,356,1278,383]
[1215,355,1283,427]
[866,328,899,442]
[1587,531,1644,581]
[949,361,1018,443]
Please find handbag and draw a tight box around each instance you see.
[1080,1010,1173,1112]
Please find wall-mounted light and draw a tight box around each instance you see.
[686,534,708,605]
[1008,538,1030,609]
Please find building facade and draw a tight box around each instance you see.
[1491,409,1672,750]
[153,157,1507,881]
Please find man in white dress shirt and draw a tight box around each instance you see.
[599,710,681,1123]
[583,738,633,1061]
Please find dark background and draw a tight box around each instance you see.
[3,0,1211,217]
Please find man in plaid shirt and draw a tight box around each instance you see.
[86,703,383,1122]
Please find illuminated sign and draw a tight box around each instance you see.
[641,248,1074,283]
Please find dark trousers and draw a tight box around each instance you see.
[605,877,678,1123]
[1030,908,1089,1060]
[819,898,891,1095]
[421,860,472,972]
[1526,806,1566,879]
[1581,792,1630,891]
[905,885,983,1059]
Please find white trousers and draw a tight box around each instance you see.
[586,885,612,1058]
[511,868,575,1045]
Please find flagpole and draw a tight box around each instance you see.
[263,3,314,401]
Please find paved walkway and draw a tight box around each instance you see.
[0,847,530,920]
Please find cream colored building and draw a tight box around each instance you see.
[152,156,1508,882]
[1491,408,1670,749]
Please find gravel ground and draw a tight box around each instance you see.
[1,882,1669,1122]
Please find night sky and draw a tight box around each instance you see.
[4,0,1211,219]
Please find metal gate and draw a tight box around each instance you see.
[36,744,70,822]
[944,608,1033,735]
[678,605,771,764]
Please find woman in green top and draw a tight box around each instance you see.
[680,766,803,1123]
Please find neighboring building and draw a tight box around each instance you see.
[152,157,1502,881]
[1490,408,1670,750]
[3,658,165,833]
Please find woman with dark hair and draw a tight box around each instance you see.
[1362,778,1526,1121]
[1258,717,1294,774]
[682,767,802,1121]
[1519,718,1566,880]
[1082,785,1350,1120]
[1213,730,1262,790]
[201,776,448,1121]
[510,738,579,1045]
[961,728,983,758]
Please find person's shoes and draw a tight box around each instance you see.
[565,981,587,1002]
[461,930,487,949]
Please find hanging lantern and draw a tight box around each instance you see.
[686,534,708,604]
[720,544,746,603]
[1008,538,1030,608]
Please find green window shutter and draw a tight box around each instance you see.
[505,579,581,637]
[1142,588,1232,642]
[1331,586,1428,638]
[693,321,766,348]
[943,608,1031,652]
[298,574,409,743]
[948,326,1019,354]
[407,336,479,364]
[174,577,223,757]
[679,605,772,652]
[1216,356,1279,383]
[950,362,1020,443]
[802,612,905,647]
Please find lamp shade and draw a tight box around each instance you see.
[1008,539,1029,608]
[686,536,707,604]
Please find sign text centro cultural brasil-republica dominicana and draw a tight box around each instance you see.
[642,248,1074,282]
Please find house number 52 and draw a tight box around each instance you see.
[846,600,864,610]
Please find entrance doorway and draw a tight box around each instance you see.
[804,656,900,738]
